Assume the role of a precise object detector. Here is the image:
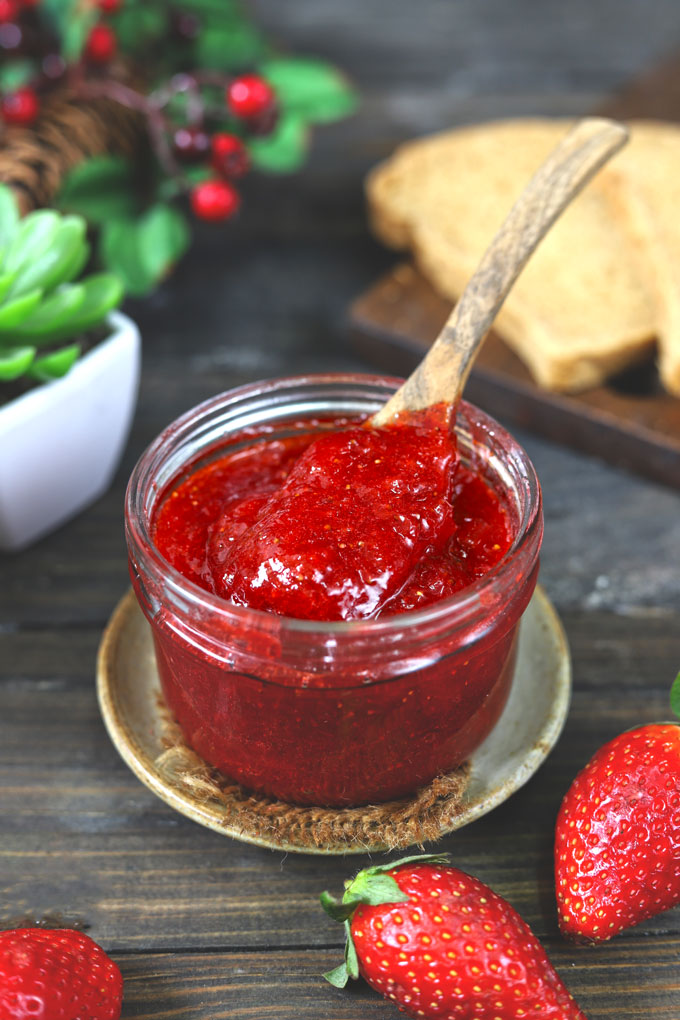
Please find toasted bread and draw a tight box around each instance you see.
[366,119,658,392]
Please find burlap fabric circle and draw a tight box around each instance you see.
[155,703,470,854]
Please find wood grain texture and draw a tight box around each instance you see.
[2,2,680,1016]
[372,118,628,423]
[111,943,680,1019]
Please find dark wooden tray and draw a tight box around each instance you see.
[349,52,680,489]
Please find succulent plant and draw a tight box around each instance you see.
[0,184,123,391]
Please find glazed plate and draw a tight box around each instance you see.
[97,585,571,855]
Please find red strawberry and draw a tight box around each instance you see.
[321,853,587,1019]
[556,699,680,944]
[0,928,123,1020]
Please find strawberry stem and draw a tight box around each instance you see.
[320,853,451,987]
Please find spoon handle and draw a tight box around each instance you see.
[371,117,629,426]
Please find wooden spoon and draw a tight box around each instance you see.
[370,117,629,426]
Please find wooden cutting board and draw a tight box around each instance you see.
[349,52,680,489]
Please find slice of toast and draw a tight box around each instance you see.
[608,121,680,396]
[366,119,658,392]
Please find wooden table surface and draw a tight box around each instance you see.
[3,2,680,1016]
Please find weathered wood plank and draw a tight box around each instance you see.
[113,941,680,1019]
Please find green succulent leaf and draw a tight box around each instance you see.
[2,210,61,276]
[0,187,19,249]
[0,272,17,305]
[28,343,80,381]
[57,156,139,224]
[53,273,123,339]
[670,672,680,721]
[248,114,309,173]
[0,346,36,381]
[6,218,87,299]
[0,290,43,333]
[0,59,37,93]
[261,57,358,123]
[14,284,86,341]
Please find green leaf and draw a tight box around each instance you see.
[14,283,86,340]
[248,114,309,174]
[44,273,123,341]
[0,59,37,93]
[362,853,451,876]
[2,210,61,275]
[57,156,139,224]
[322,961,349,989]
[0,290,43,332]
[100,207,188,298]
[319,891,355,923]
[176,0,240,13]
[344,919,359,980]
[6,218,87,299]
[28,343,80,381]
[260,57,358,123]
[0,186,19,250]
[670,672,680,721]
[100,220,156,297]
[113,4,167,53]
[136,204,190,283]
[0,346,35,381]
[61,8,97,60]
[345,872,410,908]
[196,21,268,69]
[0,273,17,304]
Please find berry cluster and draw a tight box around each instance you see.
[0,0,119,127]
[0,0,279,222]
[188,75,276,221]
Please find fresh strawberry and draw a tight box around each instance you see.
[556,673,680,944]
[0,928,123,1020]
[321,853,587,1019]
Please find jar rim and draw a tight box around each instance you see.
[125,372,543,639]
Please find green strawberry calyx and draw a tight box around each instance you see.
[320,852,450,989]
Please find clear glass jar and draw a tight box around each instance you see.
[125,374,543,807]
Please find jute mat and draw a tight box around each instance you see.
[154,703,470,854]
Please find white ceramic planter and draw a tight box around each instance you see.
[0,310,140,552]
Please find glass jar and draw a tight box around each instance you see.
[125,374,543,807]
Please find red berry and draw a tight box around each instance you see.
[0,0,17,23]
[173,125,210,162]
[322,854,588,1020]
[0,928,123,1020]
[85,22,117,62]
[211,132,250,178]
[1,85,39,125]
[190,179,240,222]
[556,721,680,944]
[98,0,122,11]
[226,73,275,119]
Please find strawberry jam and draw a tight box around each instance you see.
[127,377,543,807]
[153,408,512,621]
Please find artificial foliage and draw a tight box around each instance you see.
[0,183,123,388]
[0,0,357,294]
